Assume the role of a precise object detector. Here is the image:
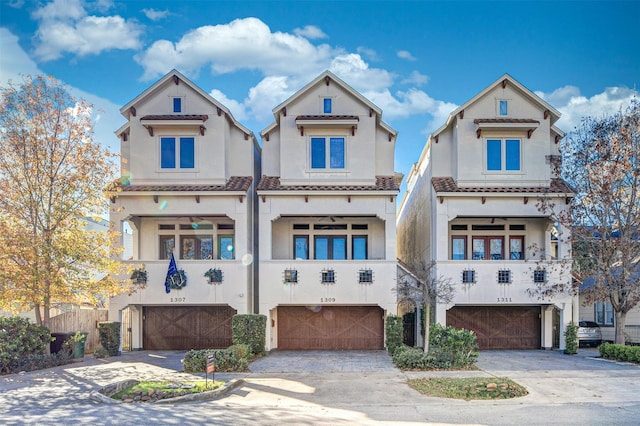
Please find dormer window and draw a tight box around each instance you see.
[323,98,332,113]
[499,100,508,116]
[173,97,182,113]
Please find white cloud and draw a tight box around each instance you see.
[245,76,294,122]
[32,0,143,61]
[537,85,638,132]
[356,46,379,62]
[397,50,416,61]
[293,25,327,39]
[142,8,170,21]
[209,89,247,121]
[0,28,40,82]
[402,70,428,86]
[365,87,457,126]
[328,54,394,92]
[135,17,339,81]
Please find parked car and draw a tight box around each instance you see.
[578,321,603,347]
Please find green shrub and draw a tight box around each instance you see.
[182,344,252,373]
[6,351,73,373]
[385,315,403,354]
[429,323,479,368]
[0,317,52,374]
[564,322,578,355]
[392,346,428,369]
[97,322,121,356]
[232,314,266,355]
[598,342,640,364]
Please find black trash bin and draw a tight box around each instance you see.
[50,332,74,354]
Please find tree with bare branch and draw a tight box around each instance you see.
[534,100,640,344]
[397,260,455,352]
[0,75,128,326]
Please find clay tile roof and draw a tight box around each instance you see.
[140,114,209,121]
[431,176,574,194]
[257,176,399,192]
[118,176,252,193]
[473,118,540,124]
[295,115,359,120]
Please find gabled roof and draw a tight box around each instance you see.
[261,70,397,138]
[119,69,254,138]
[116,176,253,193]
[431,74,562,139]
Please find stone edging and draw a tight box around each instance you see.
[90,379,244,404]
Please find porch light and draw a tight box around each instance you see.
[358,269,373,284]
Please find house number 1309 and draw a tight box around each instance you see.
[321,298,335,302]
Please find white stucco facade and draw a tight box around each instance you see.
[397,75,578,350]
[108,70,260,350]
[257,71,400,350]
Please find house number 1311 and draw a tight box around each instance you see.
[497,297,512,302]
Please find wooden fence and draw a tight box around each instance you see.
[48,309,108,353]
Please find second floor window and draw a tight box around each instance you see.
[486,138,521,172]
[173,97,182,112]
[161,137,195,169]
[595,300,614,326]
[311,137,345,169]
[315,236,346,260]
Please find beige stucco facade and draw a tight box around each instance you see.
[397,75,578,350]
[257,71,400,350]
[108,70,259,350]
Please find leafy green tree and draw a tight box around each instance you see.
[0,75,128,326]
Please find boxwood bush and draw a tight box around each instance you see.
[183,344,252,373]
[385,315,403,354]
[392,324,478,370]
[599,342,640,363]
[564,321,578,355]
[97,321,121,356]
[232,314,266,355]
[0,317,51,373]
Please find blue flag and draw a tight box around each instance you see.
[165,253,178,294]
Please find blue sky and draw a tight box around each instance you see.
[1,0,638,188]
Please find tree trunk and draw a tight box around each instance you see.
[34,303,43,326]
[615,311,627,345]
[423,303,430,353]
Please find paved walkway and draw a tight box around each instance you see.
[1,348,640,425]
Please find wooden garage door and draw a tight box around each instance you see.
[446,306,541,350]
[278,306,384,350]
[143,306,236,350]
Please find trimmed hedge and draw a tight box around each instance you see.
[182,344,252,373]
[232,314,266,355]
[564,321,578,355]
[385,315,403,354]
[599,342,640,363]
[98,322,121,356]
[0,317,52,374]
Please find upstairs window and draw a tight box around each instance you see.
[173,97,182,112]
[311,137,345,169]
[352,236,368,260]
[486,138,521,172]
[219,236,235,260]
[323,98,332,113]
[499,100,508,116]
[315,236,346,260]
[161,137,195,169]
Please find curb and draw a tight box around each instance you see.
[90,379,245,404]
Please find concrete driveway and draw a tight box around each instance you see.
[1,348,640,425]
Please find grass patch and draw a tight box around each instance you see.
[112,381,223,402]
[409,377,528,400]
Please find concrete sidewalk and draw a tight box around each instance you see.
[1,348,639,425]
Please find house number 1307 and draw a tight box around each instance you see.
[170,297,186,302]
